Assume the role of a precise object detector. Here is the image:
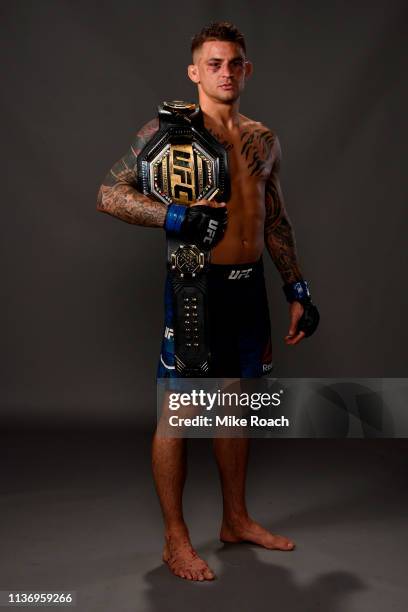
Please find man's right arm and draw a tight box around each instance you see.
[96,118,167,227]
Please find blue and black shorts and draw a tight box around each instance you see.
[157,257,273,379]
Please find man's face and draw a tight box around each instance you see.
[188,40,252,104]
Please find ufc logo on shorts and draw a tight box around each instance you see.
[203,219,219,244]
[228,268,253,280]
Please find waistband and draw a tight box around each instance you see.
[208,257,264,281]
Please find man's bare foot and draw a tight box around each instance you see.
[163,531,215,581]
[220,517,295,551]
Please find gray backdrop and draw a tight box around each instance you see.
[1,0,407,425]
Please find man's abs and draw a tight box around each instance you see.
[211,179,267,264]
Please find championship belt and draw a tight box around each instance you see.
[137,100,230,377]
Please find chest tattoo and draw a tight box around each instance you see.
[207,127,234,151]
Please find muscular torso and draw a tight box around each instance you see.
[204,114,277,264]
[98,112,290,272]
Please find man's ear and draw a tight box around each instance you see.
[245,60,253,79]
[188,63,200,84]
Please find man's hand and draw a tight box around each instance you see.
[284,297,320,344]
[284,301,306,345]
[165,200,227,250]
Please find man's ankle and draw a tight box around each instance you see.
[165,523,190,540]
[222,511,250,526]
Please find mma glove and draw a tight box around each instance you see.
[283,280,320,337]
[164,203,227,251]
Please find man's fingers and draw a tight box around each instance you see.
[285,302,304,345]
[284,333,304,345]
[284,331,305,345]
[287,324,297,337]
[193,200,226,208]
[287,319,299,338]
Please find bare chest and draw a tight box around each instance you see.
[206,124,275,202]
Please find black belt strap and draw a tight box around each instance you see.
[137,100,230,376]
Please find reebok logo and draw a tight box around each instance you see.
[203,219,219,244]
[228,268,253,280]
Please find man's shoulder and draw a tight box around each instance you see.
[238,114,278,139]
[136,117,160,139]
[238,114,281,164]
[127,117,160,155]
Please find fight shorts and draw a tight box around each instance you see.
[157,258,274,378]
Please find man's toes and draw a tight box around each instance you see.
[282,537,295,549]
[178,568,190,579]
[279,537,295,550]
[204,568,215,580]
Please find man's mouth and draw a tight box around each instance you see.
[219,83,234,90]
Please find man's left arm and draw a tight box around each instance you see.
[264,136,320,344]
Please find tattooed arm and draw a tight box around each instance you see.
[96,118,167,227]
[264,136,303,284]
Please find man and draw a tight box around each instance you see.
[97,22,319,582]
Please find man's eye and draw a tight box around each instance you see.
[209,63,220,69]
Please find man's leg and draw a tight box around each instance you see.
[213,437,295,550]
[152,431,216,580]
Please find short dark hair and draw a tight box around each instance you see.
[191,21,246,58]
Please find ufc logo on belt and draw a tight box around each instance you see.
[228,268,253,279]
[203,219,219,244]
[171,147,194,203]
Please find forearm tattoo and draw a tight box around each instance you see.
[96,118,167,227]
[264,147,303,284]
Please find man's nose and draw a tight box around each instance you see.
[220,62,233,78]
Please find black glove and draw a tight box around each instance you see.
[297,301,320,337]
[283,280,320,337]
[165,203,227,250]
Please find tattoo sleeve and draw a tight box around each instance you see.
[96,118,167,227]
[264,138,303,284]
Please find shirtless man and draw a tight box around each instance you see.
[97,22,319,582]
